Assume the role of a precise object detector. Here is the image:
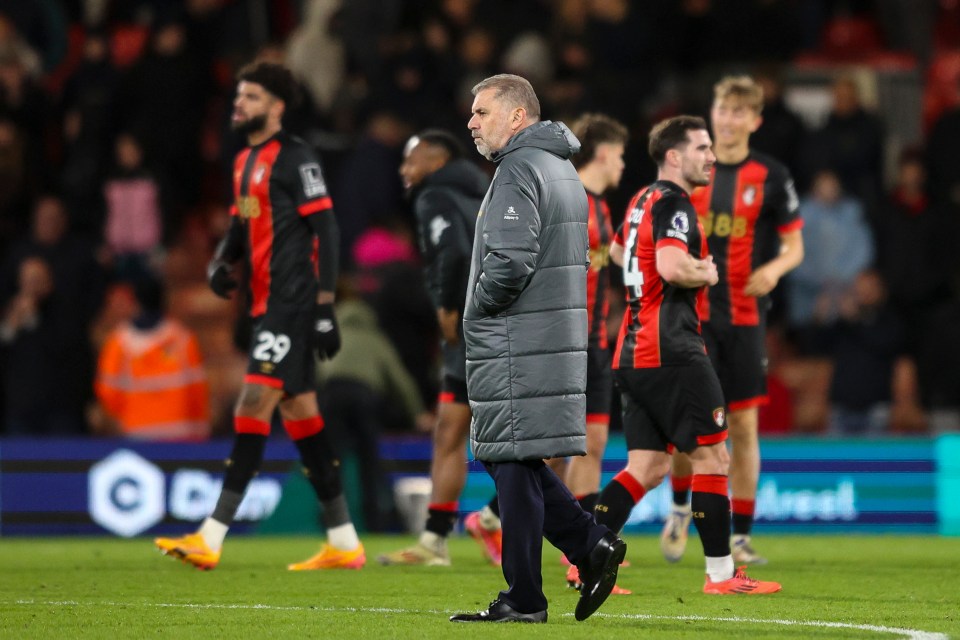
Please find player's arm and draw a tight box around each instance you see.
[417,190,468,342]
[653,198,718,288]
[472,178,540,316]
[290,145,341,357]
[745,170,804,296]
[610,239,625,267]
[207,217,244,299]
[657,247,718,288]
[744,227,804,296]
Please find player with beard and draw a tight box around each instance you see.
[378,129,504,567]
[594,115,780,594]
[155,62,365,571]
[661,77,804,566]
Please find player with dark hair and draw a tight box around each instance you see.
[661,76,803,566]
[154,62,364,571]
[378,129,504,566]
[560,113,630,593]
[594,115,781,595]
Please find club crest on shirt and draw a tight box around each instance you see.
[712,407,725,427]
[742,185,757,206]
[253,164,267,184]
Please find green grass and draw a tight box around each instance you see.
[1,534,957,639]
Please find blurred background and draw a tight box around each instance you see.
[2,0,960,536]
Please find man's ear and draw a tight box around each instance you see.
[512,107,526,129]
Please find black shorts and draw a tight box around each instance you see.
[586,344,613,423]
[245,304,316,396]
[702,322,768,410]
[614,355,727,454]
[439,375,469,406]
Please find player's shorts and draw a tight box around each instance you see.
[585,344,612,424]
[701,322,768,410]
[613,355,727,454]
[244,304,315,396]
[438,375,469,406]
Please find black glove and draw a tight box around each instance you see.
[314,303,341,360]
[207,259,238,299]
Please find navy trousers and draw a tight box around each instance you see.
[483,459,610,613]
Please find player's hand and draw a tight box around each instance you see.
[701,255,719,286]
[437,308,460,345]
[207,259,238,299]
[314,303,341,360]
[744,265,779,297]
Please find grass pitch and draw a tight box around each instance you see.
[1,534,956,639]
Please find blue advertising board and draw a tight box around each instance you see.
[0,435,949,536]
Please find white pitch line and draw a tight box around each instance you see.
[4,600,949,640]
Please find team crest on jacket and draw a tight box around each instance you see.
[712,407,725,427]
[253,164,266,184]
[742,185,757,206]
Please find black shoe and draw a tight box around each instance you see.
[574,532,627,621]
[450,599,547,623]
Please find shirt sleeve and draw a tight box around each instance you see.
[767,164,803,233]
[652,195,696,253]
[416,189,473,310]
[285,143,334,217]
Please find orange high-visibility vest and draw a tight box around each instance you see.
[95,319,210,440]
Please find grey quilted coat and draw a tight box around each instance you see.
[464,121,589,462]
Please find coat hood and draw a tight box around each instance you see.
[421,158,488,199]
[491,120,580,162]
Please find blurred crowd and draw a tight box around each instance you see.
[3,0,960,439]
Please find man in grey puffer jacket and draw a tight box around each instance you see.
[449,74,626,625]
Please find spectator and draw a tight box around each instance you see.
[799,76,884,206]
[117,16,208,239]
[58,30,119,232]
[926,100,960,207]
[0,195,106,433]
[94,274,210,441]
[827,270,905,436]
[103,132,163,281]
[786,170,874,349]
[353,224,439,408]
[318,297,432,531]
[0,256,85,435]
[874,148,956,319]
[0,117,31,248]
[751,66,807,180]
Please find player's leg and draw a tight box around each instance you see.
[379,394,472,566]
[688,441,779,594]
[595,448,671,533]
[282,390,365,570]
[728,405,764,563]
[660,451,694,562]
[725,326,769,564]
[155,382,281,569]
[565,345,613,512]
[680,358,779,594]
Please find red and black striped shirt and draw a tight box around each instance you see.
[230,132,334,317]
[586,191,614,349]
[613,180,708,369]
[690,150,802,327]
